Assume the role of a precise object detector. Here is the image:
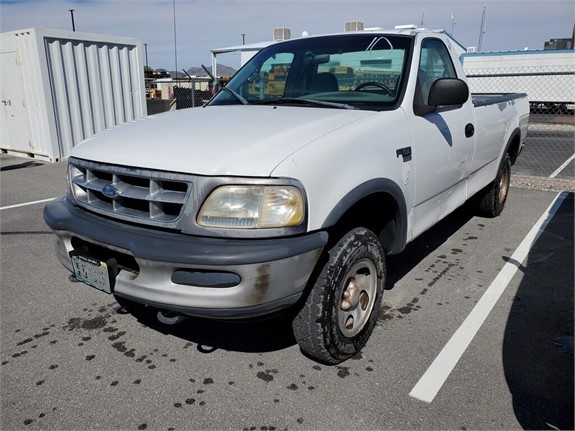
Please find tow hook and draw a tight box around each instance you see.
[156,310,187,325]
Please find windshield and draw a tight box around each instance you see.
[209,34,413,111]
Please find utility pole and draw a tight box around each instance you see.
[144,43,149,68]
[451,11,456,35]
[69,9,76,32]
[173,0,178,80]
[242,33,246,45]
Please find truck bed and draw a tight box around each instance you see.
[472,93,528,107]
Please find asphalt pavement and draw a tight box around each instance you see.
[1,154,573,430]
[516,125,574,180]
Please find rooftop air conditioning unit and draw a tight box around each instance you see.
[273,28,291,41]
[345,21,364,32]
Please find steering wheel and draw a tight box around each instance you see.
[354,82,392,95]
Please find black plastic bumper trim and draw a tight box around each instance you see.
[171,269,241,288]
[44,198,328,266]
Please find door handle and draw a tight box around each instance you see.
[396,146,412,161]
[465,123,475,138]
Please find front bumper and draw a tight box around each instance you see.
[44,198,327,318]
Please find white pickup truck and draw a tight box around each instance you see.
[44,29,529,364]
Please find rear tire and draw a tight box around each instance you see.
[476,153,511,218]
[292,227,386,364]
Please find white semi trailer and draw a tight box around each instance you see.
[462,49,575,113]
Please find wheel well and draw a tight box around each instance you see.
[507,133,521,165]
[328,193,399,254]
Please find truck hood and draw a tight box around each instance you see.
[71,105,376,177]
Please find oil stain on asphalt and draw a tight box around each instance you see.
[2,300,388,430]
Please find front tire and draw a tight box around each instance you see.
[292,227,386,364]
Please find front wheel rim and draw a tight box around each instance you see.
[338,258,378,338]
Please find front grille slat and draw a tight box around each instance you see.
[149,190,187,204]
[69,159,193,227]
[73,177,111,192]
[116,183,150,201]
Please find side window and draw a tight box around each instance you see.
[416,39,457,106]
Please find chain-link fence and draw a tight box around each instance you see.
[146,78,213,115]
[464,61,575,192]
[173,85,213,109]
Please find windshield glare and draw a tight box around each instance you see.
[210,34,412,111]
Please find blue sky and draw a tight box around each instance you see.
[1,0,573,70]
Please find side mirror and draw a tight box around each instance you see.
[428,78,469,106]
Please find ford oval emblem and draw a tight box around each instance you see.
[102,184,119,198]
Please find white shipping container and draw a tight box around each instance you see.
[0,27,146,162]
[462,50,575,106]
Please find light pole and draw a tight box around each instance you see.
[242,33,246,45]
[144,43,149,68]
[173,0,178,79]
[69,9,76,32]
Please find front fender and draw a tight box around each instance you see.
[321,178,408,254]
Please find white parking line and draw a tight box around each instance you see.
[409,191,568,403]
[0,197,58,211]
[549,154,575,179]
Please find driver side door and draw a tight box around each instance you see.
[410,38,476,238]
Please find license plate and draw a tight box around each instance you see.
[71,253,116,294]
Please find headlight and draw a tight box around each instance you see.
[197,185,304,229]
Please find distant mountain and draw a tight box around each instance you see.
[186,64,237,77]
[163,64,237,79]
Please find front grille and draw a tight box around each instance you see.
[69,158,193,227]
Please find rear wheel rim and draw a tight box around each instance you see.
[338,258,378,338]
[498,163,510,205]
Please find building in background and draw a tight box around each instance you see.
[544,24,575,50]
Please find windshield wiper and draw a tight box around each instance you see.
[256,98,355,110]
[220,86,249,105]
